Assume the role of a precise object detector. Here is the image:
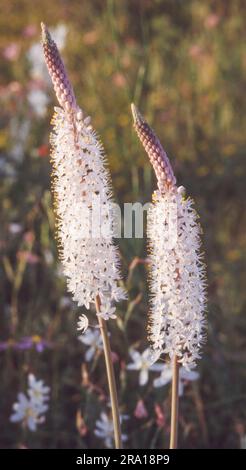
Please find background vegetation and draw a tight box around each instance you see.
[0,0,245,448]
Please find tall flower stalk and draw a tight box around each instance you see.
[131,104,207,449]
[41,23,126,448]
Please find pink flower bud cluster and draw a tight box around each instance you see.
[131,104,176,193]
[41,22,77,114]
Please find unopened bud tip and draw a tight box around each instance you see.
[131,103,144,124]
[41,22,51,45]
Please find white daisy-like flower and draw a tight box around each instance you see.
[10,393,47,431]
[153,363,199,396]
[10,375,50,432]
[94,412,128,448]
[27,374,50,404]
[126,348,163,386]
[77,314,89,333]
[78,328,103,362]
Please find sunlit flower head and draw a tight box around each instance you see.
[131,104,207,370]
[41,24,126,323]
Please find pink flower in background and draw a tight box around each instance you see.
[83,30,99,45]
[37,144,49,157]
[154,404,166,429]
[134,399,148,419]
[188,44,203,60]
[111,351,119,364]
[17,251,40,264]
[23,231,35,244]
[204,14,220,29]
[23,25,37,38]
[5,81,23,96]
[112,72,127,88]
[3,43,20,61]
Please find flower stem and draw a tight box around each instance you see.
[95,295,122,449]
[169,355,180,449]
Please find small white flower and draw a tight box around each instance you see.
[94,412,128,448]
[28,374,50,405]
[8,223,22,234]
[77,314,89,333]
[27,89,49,117]
[153,364,173,388]
[111,286,128,302]
[127,348,163,386]
[153,363,199,396]
[96,303,116,321]
[10,393,39,431]
[10,374,50,432]
[78,328,103,362]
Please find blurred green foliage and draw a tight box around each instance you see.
[0,0,246,449]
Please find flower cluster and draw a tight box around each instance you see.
[131,104,207,370]
[131,104,176,194]
[41,24,126,319]
[10,374,50,431]
[41,22,76,114]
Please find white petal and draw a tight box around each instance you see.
[139,369,149,386]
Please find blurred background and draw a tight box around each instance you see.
[0,0,245,449]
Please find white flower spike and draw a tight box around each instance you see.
[131,104,207,370]
[41,24,126,320]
